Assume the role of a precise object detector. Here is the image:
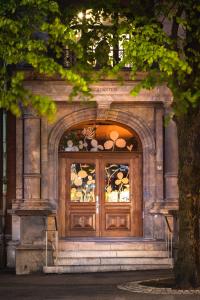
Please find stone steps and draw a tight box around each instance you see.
[58,240,167,251]
[57,250,168,258]
[43,263,173,274]
[55,257,172,266]
[43,239,173,274]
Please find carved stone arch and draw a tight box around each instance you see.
[49,108,155,155]
[49,108,97,155]
[48,108,156,237]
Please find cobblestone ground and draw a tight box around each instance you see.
[0,269,200,300]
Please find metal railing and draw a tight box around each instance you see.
[164,216,173,259]
[45,215,58,267]
[63,48,132,69]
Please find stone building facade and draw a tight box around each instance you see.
[0,73,179,274]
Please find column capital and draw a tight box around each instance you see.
[22,107,40,119]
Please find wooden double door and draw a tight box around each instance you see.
[59,153,142,238]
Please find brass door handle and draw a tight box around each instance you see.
[96,195,99,214]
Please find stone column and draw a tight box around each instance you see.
[155,107,164,202]
[20,110,49,209]
[22,110,41,208]
[153,107,165,239]
[164,119,179,205]
[164,118,179,243]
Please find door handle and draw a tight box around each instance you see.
[96,195,99,214]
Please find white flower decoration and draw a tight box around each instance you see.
[65,140,79,152]
[90,139,104,151]
[79,140,88,150]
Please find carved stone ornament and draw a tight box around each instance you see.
[96,96,113,120]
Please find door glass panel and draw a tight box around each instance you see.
[105,164,130,202]
[70,163,95,202]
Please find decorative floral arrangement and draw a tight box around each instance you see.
[59,126,139,152]
[70,163,95,202]
[70,162,130,203]
[105,164,130,202]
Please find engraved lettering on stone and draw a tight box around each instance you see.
[93,88,118,93]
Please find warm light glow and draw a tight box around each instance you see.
[77,10,93,20]
[77,12,84,19]
[59,123,141,153]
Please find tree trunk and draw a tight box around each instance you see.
[174,103,200,288]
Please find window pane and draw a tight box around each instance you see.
[105,164,130,202]
[70,163,95,202]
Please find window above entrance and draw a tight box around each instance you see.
[59,123,141,152]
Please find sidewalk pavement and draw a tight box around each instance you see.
[0,269,199,300]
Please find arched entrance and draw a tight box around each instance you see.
[58,122,143,238]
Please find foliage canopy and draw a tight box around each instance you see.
[0,0,89,119]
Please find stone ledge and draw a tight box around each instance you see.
[16,244,51,250]
[11,209,54,216]
[23,80,172,103]
[22,70,147,81]
[118,278,200,295]
[150,201,178,215]
[43,264,172,274]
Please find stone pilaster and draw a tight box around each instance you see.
[155,107,164,202]
[21,110,48,209]
[152,107,165,239]
[164,119,179,209]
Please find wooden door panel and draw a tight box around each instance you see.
[105,212,131,230]
[101,158,132,237]
[103,206,132,236]
[101,157,141,237]
[65,157,99,237]
[67,202,97,237]
[70,213,96,230]
[69,212,96,237]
